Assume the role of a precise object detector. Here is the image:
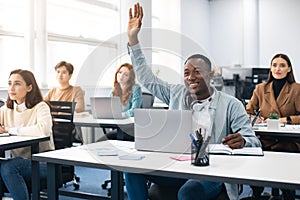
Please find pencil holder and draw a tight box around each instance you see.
[191,142,209,167]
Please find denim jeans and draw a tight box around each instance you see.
[0,157,47,200]
[178,179,223,200]
[124,172,187,200]
[124,172,222,200]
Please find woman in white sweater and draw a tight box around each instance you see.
[0,69,54,200]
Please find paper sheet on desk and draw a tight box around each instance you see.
[253,123,285,130]
[0,133,10,137]
[109,140,137,153]
[170,155,192,161]
[74,111,90,118]
[284,125,300,130]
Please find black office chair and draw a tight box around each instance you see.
[0,98,5,107]
[48,101,80,190]
[101,92,155,196]
[141,92,155,108]
[148,183,240,200]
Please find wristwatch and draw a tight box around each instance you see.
[286,116,292,124]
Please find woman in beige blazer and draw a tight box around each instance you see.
[246,53,300,199]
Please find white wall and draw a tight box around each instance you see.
[180,0,300,81]
[181,0,211,58]
[259,0,300,81]
[210,0,244,67]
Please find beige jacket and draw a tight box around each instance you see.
[0,101,54,158]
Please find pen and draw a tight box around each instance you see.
[198,135,211,157]
[195,129,202,141]
[189,133,199,151]
[251,109,261,127]
[235,128,241,133]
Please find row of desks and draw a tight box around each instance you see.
[2,114,300,200]
[32,140,300,200]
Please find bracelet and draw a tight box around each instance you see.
[286,116,292,124]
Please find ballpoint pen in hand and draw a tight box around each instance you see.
[251,109,261,127]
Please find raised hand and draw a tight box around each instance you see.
[128,3,143,46]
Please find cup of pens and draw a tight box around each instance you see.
[190,128,210,167]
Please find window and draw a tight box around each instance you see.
[0,0,119,88]
[47,0,119,87]
[0,0,26,87]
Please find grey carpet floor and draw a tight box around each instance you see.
[58,166,299,199]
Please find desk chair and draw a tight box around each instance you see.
[148,183,232,200]
[0,98,5,107]
[48,101,80,189]
[141,92,155,108]
[101,92,155,196]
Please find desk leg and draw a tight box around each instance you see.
[31,160,40,200]
[47,163,59,200]
[0,150,4,157]
[91,127,96,143]
[31,143,40,200]
[111,171,124,200]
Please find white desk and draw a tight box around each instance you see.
[0,135,50,157]
[254,125,300,138]
[74,114,134,141]
[32,140,300,200]
[0,135,50,200]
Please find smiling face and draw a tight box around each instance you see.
[56,66,72,86]
[270,57,291,79]
[8,73,32,104]
[183,58,212,100]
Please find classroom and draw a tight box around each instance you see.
[0,0,300,200]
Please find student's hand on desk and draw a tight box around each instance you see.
[250,115,265,123]
[222,133,245,149]
[128,3,143,46]
[0,125,8,134]
[279,117,287,124]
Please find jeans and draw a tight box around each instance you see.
[124,173,223,200]
[178,179,223,200]
[0,157,47,200]
[124,172,187,200]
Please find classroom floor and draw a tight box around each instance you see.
[2,166,299,199]
[58,166,281,200]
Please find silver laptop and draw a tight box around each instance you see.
[90,97,126,119]
[134,109,193,154]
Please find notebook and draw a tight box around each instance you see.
[90,97,126,119]
[134,109,193,154]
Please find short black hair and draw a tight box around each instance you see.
[184,54,212,72]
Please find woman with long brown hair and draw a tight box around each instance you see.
[0,69,54,200]
[99,63,142,141]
